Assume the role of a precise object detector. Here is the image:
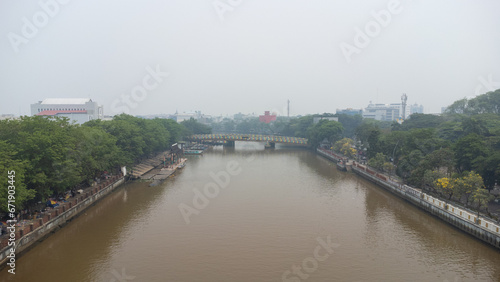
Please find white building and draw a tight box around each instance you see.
[0,114,18,120]
[362,102,401,121]
[313,117,339,124]
[410,103,424,115]
[172,112,198,123]
[31,98,103,124]
[171,111,211,124]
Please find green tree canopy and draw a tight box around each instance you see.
[307,120,344,148]
[181,118,212,135]
[445,89,500,115]
[0,140,36,212]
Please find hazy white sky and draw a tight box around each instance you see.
[2,0,500,117]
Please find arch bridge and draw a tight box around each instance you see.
[187,134,308,147]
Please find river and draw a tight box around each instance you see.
[2,143,500,281]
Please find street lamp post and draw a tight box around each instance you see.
[391,140,400,180]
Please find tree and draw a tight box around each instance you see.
[435,177,454,200]
[462,116,490,136]
[459,172,484,207]
[22,117,82,198]
[399,113,444,131]
[424,148,454,176]
[438,119,465,141]
[403,150,424,186]
[472,151,500,190]
[423,170,443,193]
[454,134,488,173]
[337,114,362,138]
[474,114,500,135]
[307,120,344,148]
[86,114,180,165]
[71,126,123,185]
[383,162,394,174]
[368,153,386,171]
[445,98,468,114]
[0,114,184,210]
[355,91,500,198]
[290,116,315,138]
[355,120,382,158]
[0,140,36,213]
[181,118,212,135]
[333,138,357,158]
[396,157,414,182]
[102,118,146,165]
[445,89,500,115]
[341,143,357,158]
[154,118,183,145]
[235,119,253,134]
[473,186,494,218]
[0,116,82,200]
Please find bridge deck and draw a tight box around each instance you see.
[188,134,308,145]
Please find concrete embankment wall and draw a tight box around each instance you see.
[317,148,343,162]
[0,176,125,267]
[350,163,500,250]
[317,148,349,171]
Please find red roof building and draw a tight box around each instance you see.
[259,111,276,124]
[31,98,102,124]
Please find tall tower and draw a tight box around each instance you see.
[287,99,290,118]
[401,93,408,120]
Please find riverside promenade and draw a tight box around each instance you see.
[143,158,187,186]
[317,148,500,250]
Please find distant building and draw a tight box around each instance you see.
[171,111,211,124]
[410,103,424,115]
[313,116,339,124]
[170,110,200,123]
[137,114,171,119]
[336,108,362,116]
[31,98,103,124]
[234,112,255,121]
[259,111,277,123]
[209,115,225,123]
[172,113,195,123]
[0,114,18,120]
[102,115,114,121]
[362,102,401,121]
[234,112,244,120]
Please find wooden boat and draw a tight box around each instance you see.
[184,149,203,155]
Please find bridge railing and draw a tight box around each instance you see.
[188,134,308,145]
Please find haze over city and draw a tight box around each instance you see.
[1,0,500,116]
[3,1,500,280]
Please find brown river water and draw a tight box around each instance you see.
[1,142,500,281]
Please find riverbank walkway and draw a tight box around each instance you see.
[130,150,172,179]
[142,158,187,181]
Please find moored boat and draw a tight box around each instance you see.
[184,149,203,155]
[336,161,347,171]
